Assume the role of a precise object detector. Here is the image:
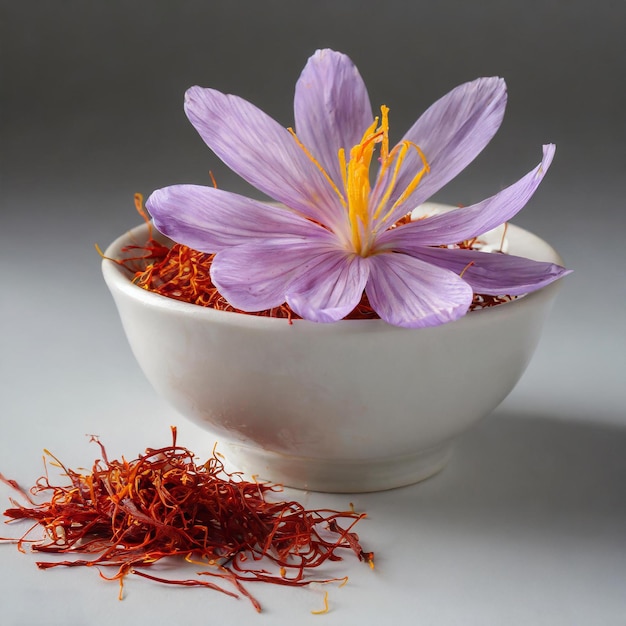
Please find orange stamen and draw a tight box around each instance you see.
[288,106,429,256]
[389,142,430,211]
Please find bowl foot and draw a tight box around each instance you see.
[224,441,453,493]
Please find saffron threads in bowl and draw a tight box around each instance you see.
[105,194,515,320]
[1,428,373,612]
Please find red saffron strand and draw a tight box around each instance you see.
[1,428,372,611]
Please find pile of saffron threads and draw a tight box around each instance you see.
[1,428,373,612]
[100,193,515,320]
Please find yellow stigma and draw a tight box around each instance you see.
[290,106,429,256]
[344,114,384,253]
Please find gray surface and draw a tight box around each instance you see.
[2,1,625,624]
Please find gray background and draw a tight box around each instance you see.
[2,1,625,624]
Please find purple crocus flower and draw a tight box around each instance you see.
[146,49,569,328]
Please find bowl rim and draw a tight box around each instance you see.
[102,203,565,331]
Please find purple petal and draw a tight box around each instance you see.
[365,253,473,328]
[146,185,328,253]
[412,246,571,295]
[294,49,374,185]
[377,145,556,248]
[374,77,507,224]
[210,237,339,312]
[286,251,370,323]
[184,86,345,229]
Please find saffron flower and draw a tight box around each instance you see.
[146,49,569,328]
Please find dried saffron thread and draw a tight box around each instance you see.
[108,194,516,318]
[311,590,330,615]
[1,428,373,612]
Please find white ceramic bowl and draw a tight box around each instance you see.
[102,204,564,492]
